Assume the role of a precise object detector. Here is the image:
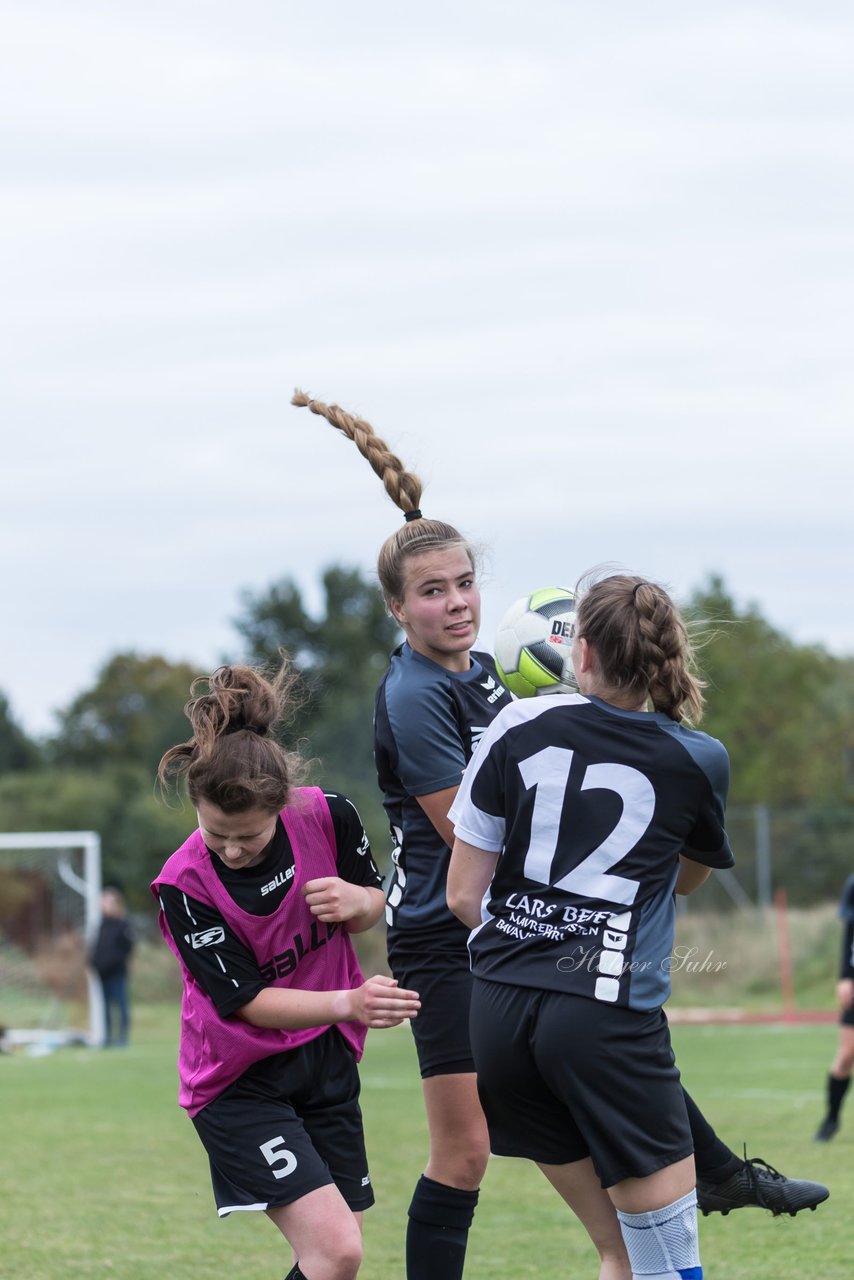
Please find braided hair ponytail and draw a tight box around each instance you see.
[575,574,705,723]
[292,389,478,605]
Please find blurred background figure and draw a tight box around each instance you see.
[89,885,135,1047]
[814,871,854,1142]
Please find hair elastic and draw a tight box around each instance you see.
[632,581,646,599]
[225,723,268,736]
[404,508,423,522]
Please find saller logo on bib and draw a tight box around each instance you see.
[186,927,226,949]
[260,920,340,982]
[261,867,295,896]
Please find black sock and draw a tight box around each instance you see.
[683,1087,742,1182]
[827,1073,851,1121]
[406,1175,479,1280]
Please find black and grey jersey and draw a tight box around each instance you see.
[374,641,512,935]
[449,693,734,1011]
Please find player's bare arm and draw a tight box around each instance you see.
[303,877,385,932]
[837,977,854,1010]
[415,785,460,850]
[675,854,712,895]
[447,838,500,929]
[237,976,420,1031]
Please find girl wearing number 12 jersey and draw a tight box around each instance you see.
[448,573,732,1280]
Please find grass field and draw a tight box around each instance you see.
[2,1001,849,1279]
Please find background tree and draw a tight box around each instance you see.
[686,576,854,904]
[687,576,848,807]
[47,653,200,775]
[0,693,42,772]
[2,570,851,910]
[4,654,204,904]
[0,765,192,905]
[234,566,400,858]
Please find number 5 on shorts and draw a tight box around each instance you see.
[260,1135,298,1179]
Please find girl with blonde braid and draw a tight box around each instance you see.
[292,392,828,1278]
[293,391,629,1279]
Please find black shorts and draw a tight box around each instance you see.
[469,978,692,1188]
[387,931,474,1078]
[191,1029,374,1216]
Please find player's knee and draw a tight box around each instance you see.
[300,1220,362,1280]
[324,1240,362,1280]
[428,1152,487,1189]
[616,1190,701,1280]
[427,1130,489,1187]
[457,1141,490,1186]
[427,1141,486,1187]
[335,1241,362,1279]
[333,1219,363,1278]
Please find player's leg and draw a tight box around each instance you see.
[422,1071,490,1189]
[471,980,635,1278]
[682,1087,740,1184]
[815,1021,854,1141]
[538,1158,631,1280]
[193,1103,359,1279]
[684,1085,830,1216]
[406,1072,487,1280]
[191,1037,370,1279]
[530,995,700,1279]
[114,974,130,1046]
[101,976,117,1046]
[268,1186,362,1280]
[389,937,488,1280]
[608,1159,701,1280]
[289,1031,376,1277]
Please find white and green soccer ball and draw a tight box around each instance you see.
[494,587,579,698]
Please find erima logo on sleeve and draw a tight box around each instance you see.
[185,927,225,949]
[479,674,506,704]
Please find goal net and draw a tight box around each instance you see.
[0,832,103,1049]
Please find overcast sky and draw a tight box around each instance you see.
[3,1,853,737]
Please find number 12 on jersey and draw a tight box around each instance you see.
[518,746,655,907]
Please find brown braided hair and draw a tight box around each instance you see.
[157,659,307,813]
[292,389,478,605]
[574,573,705,723]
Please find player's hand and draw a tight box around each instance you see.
[837,977,854,1010]
[346,975,420,1028]
[303,876,371,923]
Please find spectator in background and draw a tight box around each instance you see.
[814,871,854,1141]
[89,885,135,1047]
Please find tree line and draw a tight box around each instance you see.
[0,568,851,909]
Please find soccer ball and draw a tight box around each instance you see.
[494,587,579,698]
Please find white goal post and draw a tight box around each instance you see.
[0,831,104,1049]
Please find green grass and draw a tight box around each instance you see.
[1,1001,849,1278]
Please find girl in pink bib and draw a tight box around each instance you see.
[152,659,419,1280]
